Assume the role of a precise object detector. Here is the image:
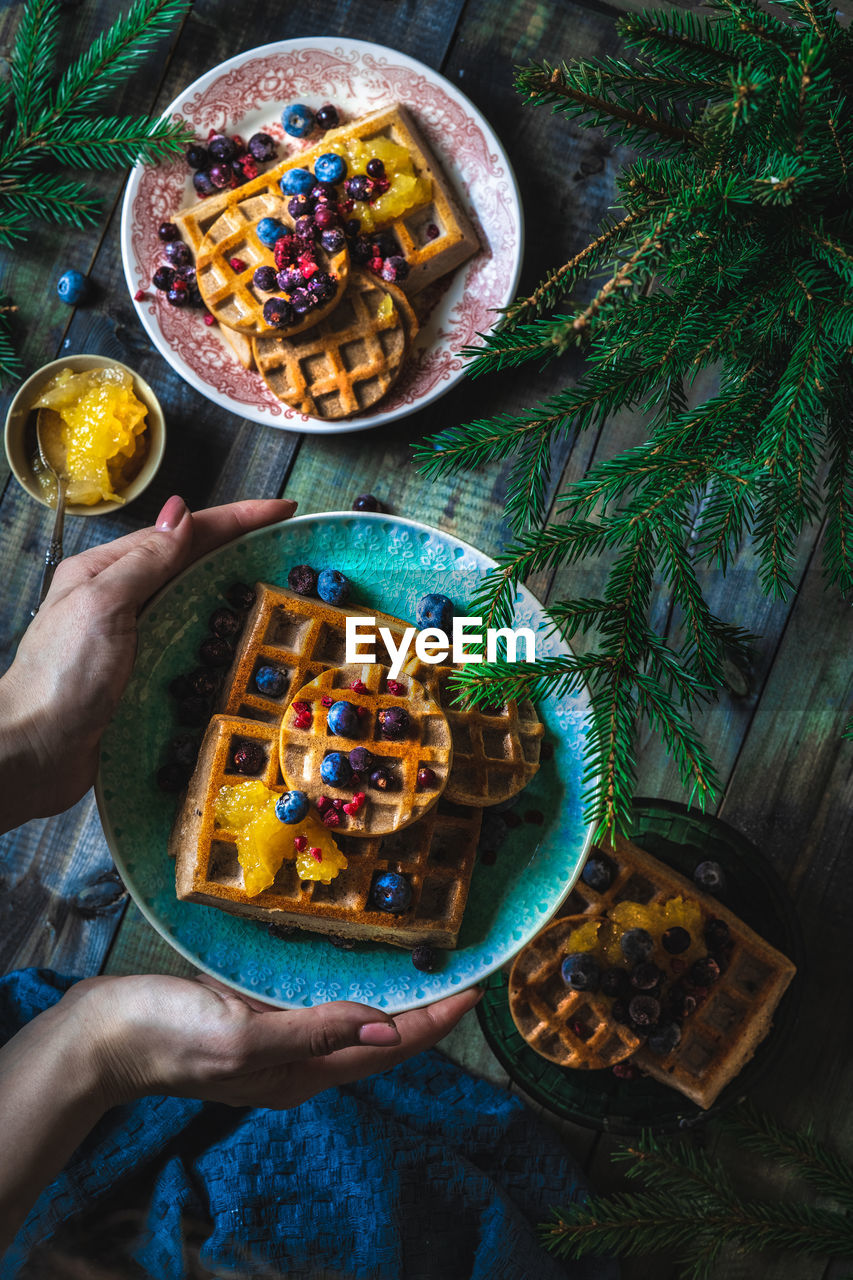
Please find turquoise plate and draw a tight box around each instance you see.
[96,513,595,1013]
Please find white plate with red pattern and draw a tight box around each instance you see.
[120,37,523,435]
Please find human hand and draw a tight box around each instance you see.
[0,495,295,830]
[59,972,482,1110]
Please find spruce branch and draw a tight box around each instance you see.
[11,0,59,130]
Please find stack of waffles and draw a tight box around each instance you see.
[171,583,544,950]
[508,833,797,1107]
[172,104,480,419]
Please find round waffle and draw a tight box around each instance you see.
[508,915,642,1069]
[251,270,412,419]
[279,662,452,837]
[195,191,349,336]
[402,657,544,806]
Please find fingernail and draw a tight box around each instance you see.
[156,495,188,530]
[359,1021,401,1046]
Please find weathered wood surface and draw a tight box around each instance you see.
[0,3,850,1279]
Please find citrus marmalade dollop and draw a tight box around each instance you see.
[342,136,431,233]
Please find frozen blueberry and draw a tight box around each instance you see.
[327,700,360,737]
[192,170,217,198]
[647,1022,682,1055]
[620,927,654,964]
[152,265,175,291]
[198,636,232,667]
[662,926,691,955]
[317,568,351,605]
[253,266,278,292]
[560,952,600,992]
[56,269,87,305]
[320,751,353,787]
[580,854,613,892]
[704,917,731,950]
[416,593,454,631]
[156,761,190,792]
[287,193,313,219]
[600,967,631,1000]
[248,131,277,162]
[209,163,232,189]
[370,871,412,914]
[628,994,661,1027]
[166,283,189,307]
[254,665,288,697]
[209,607,241,638]
[378,706,409,740]
[630,962,662,990]
[411,945,438,972]
[293,215,315,242]
[168,734,199,768]
[417,767,436,788]
[287,564,317,595]
[366,157,385,180]
[688,956,721,988]
[369,768,393,790]
[226,581,255,611]
[263,297,294,328]
[381,255,409,283]
[187,667,219,698]
[313,203,338,231]
[276,266,302,292]
[314,152,346,184]
[352,493,381,512]
[208,133,237,162]
[345,174,372,202]
[185,143,209,169]
[315,103,339,130]
[282,103,315,138]
[349,747,374,774]
[256,217,289,248]
[289,287,311,314]
[275,790,310,824]
[320,227,346,254]
[232,742,265,774]
[694,860,726,894]
[158,221,178,242]
[280,167,314,196]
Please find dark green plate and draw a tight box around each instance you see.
[476,800,804,1135]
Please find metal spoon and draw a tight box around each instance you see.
[33,407,69,610]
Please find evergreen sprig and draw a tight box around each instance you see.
[543,1117,853,1278]
[0,0,194,382]
[416,0,853,837]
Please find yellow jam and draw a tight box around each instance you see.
[32,366,148,505]
[568,897,705,967]
[342,136,431,233]
[214,780,347,895]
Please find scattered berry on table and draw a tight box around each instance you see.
[416,593,454,631]
[647,1022,682,1055]
[416,767,436,788]
[378,706,409,740]
[317,568,351,605]
[352,493,381,512]
[256,216,288,248]
[321,751,353,787]
[287,564,317,596]
[370,871,412,914]
[254,665,288,698]
[208,133,237,162]
[369,767,393,791]
[263,297,294,328]
[56,270,87,305]
[185,144,209,169]
[628,994,661,1027]
[365,157,385,180]
[248,131,277,161]
[314,152,346,184]
[192,170,217,198]
[158,221,178,242]
[253,265,278,292]
[280,167,314,196]
[662,926,691,955]
[156,761,190,792]
[198,636,232,667]
[226,581,255,611]
[327,700,361,737]
[694,860,725,893]
[348,747,374,773]
[411,945,437,972]
[630,961,661,990]
[282,103,315,137]
[620,927,654,964]
[275,790,310,824]
[560,952,600,992]
[232,742,265,774]
[580,854,613,892]
[315,103,340,131]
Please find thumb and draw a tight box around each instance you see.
[91,496,194,611]
[246,1001,401,1066]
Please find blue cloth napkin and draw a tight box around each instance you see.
[1,969,617,1280]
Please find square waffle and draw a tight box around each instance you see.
[403,656,544,806]
[172,104,479,297]
[173,714,481,948]
[556,834,797,1107]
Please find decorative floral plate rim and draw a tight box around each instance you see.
[96,513,595,1013]
[119,37,523,436]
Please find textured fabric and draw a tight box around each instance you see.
[1,969,618,1280]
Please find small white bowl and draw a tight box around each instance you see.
[4,354,166,517]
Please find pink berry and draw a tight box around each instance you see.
[387,680,406,696]
[310,847,323,862]
[322,809,341,828]
[230,257,247,272]
[293,835,308,852]
[417,767,437,788]
[134,289,147,301]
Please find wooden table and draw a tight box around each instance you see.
[1,3,851,1277]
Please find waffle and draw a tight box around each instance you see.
[194,191,349,335]
[251,270,411,418]
[508,916,642,1068]
[172,104,479,298]
[402,657,544,806]
[514,834,797,1107]
[173,713,481,948]
[219,324,255,369]
[279,662,452,836]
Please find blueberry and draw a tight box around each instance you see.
[647,1022,682,1055]
[208,133,237,162]
[209,163,232,189]
[56,269,87,305]
[275,790,310,824]
[263,297,294,328]
[378,706,409,740]
[185,144,209,169]
[600,967,631,999]
[315,103,339,130]
[209,607,241,638]
[158,221,178,242]
[381,255,409,283]
[417,767,436,788]
[688,956,721,988]
[662,926,691,955]
[290,287,312,315]
[152,265,175,291]
[157,761,190,792]
[293,215,315,241]
[366,157,385,180]
[232,742,265,775]
[704,917,731,950]
[253,266,278,292]
[282,103,315,138]
[317,568,351,605]
[175,264,197,283]
[560,952,600,992]
[320,751,353,787]
[327,700,360,737]
[369,767,393,790]
[309,273,336,303]
[177,695,210,726]
[277,266,303,292]
[416,593,454,631]
[164,240,191,267]
[254,665,288,697]
[411,945,437,972]
[694,860,726,893]
[280,167,315,196]
[580,854,613,892]
[370,871,412,914]
[630,962,661,990]
[166,285,189,307]
[349,747,374,773]
[226,581,255,611]
[313,203,338,231]
[256,216,288,248]
[287,564,317,595]
[620,927,653,964]
[198,636,232,667]
[321,227,346,254]
[168,734,199,768]
[628,994,660,1027]
[314,152,347,184]
[247,131,277,162]
[288,193,313,219]
[192,170,217,198]
[353,493,381,512]
[351,235,372,264]
[187,667,220,697]
[345,174,372,202]
[310,182,337,203]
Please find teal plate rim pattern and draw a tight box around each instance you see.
[476,800,804,1134]
[96,512,596,1014]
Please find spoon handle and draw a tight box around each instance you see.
[35,476,67,610]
